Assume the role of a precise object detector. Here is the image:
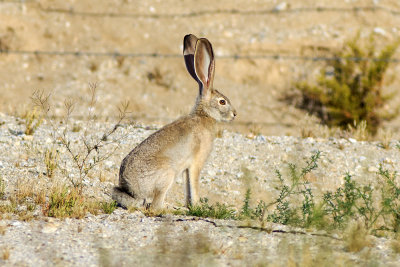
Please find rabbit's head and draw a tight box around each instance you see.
[184,34,236,122]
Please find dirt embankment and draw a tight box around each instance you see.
[1,0,400,137]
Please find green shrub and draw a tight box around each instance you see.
[183,152,400,236]
[295,34,399,134]
[44,186,100,218]
[266,151,321,227]
[186,198,236,220]
[100,201,117,214]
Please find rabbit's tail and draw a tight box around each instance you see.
[112,187,144,209]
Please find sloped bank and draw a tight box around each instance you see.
[0,113,399,266]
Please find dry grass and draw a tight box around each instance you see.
[0,176,5,199]
[391,234,400,254]
[32,86,129,189]
[377,128,393,149]
[44,147,59,178]
[2,247,10,261]
[297,115,374,140]
[43,185,99,219]
[22,107,43,135]
[14,179,37,203]
[344,222,372,253]
[346,121,370,141]
[0,225,6,235]
[0,177,117,220]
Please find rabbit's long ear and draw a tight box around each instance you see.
[183,34,201,85]
[194,38,215,97]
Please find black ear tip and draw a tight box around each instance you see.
[185,34,196,39]
[183,34,199,57]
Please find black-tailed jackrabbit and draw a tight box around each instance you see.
[112,34,236,209]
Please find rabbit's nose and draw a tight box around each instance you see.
[233,110,237,117]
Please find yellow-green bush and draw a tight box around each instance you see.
[295,35,399,134]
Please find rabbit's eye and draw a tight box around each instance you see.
[219,99,226,105]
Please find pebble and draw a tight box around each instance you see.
[42,222,60,234]
[274,2,288,11]
[348,138,357,143]
[374,27,386,36]
[368,166,379,173]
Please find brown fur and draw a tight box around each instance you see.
[113,34,236,209]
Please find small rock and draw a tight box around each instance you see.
[42,222,60,234]
[274,2,288,11]
[238,236,248,242]
[9,128,23,136]
[105,161,114,169]
[368,166,378,173]
[246,133,255,139]
[22,135,33,141]
[373,27,386,36]
[11,221,22,227]
[348,138,357,144]
[207,169,216,176]
[256,135,266,142]
[383,158,394,165]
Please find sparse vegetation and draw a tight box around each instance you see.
[391,234,400,254]
[266,151,321,227]
[0,176,5,199]
[184,151,400,239]
[344,222,372,252]
[346,120,369,141]
[43,185,107,219]
[2,246,10,260]
[187,198,236,220]
[44,186,86,218]
[32,84,129,189]
[0,85,130,220]
[294,34,399,134]
[100,201,117,214]
[44,147,58,178]
[22,106,43,135]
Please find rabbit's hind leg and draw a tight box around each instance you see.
[151,171,175,210]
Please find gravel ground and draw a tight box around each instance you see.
[0,112,400,266]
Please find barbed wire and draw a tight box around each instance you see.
[1,1,400,18]
[1,49,400,63]
[38,5,400,18]
[0,0,34,2]
[1,2,400,62]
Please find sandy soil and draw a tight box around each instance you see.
[1,0,400,137]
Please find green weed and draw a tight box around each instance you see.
[100,201,117,214]
[266,151,321,227]
[186,198,236,220]
[43,186,100,219]
[184,151,400,237]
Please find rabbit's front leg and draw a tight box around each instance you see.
[184,167,201,207]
